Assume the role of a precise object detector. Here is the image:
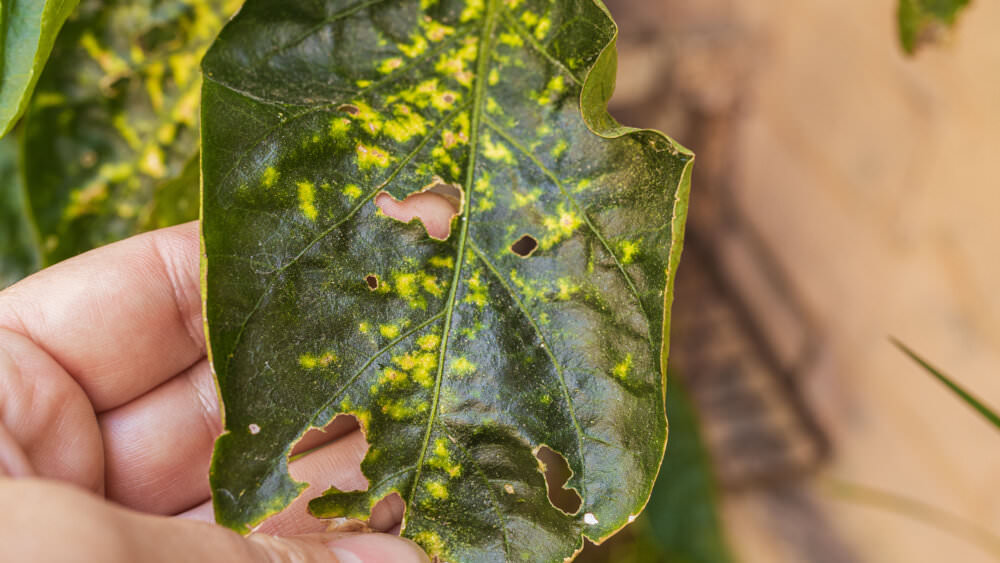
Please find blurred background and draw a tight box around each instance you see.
[578,0,1000,561]
[3,0,999,561]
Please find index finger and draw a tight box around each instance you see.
[0,222,204,412]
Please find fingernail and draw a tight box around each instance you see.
[327,533,430,563]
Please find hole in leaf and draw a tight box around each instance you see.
[511,234,539,257]
[535,445,582,515]
[290,413,362,458]
[369,492,405,535]
[365,274,379,290]
[260,415,369,536]
[375,177,463,240]
[338,103,360,116]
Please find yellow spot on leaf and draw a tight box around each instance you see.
[262,166,279,188]
[378,57,403,74]
[398,34,429,58]
[499,32,523,48]
[357,143,391,169]
[541,203,582,249]
[414,531,446,558]
[297,181,318,221]
[535,17,551,40]
[429,255,454,269]
[342,184,362,199]
[620,240,640,264]
[556,277,579,301]
[613,353,633,379]
[417,333,441,351]
[329,117,351,138]
[429,438,462,477]
[460,0,484,22]
[359,321,371,334]
[463,271,488,308]
[451,356,476,376]
[482,134,514,164]
[380,324,400,339]
[426,481,449,500]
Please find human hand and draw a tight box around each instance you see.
[0,221,427,562]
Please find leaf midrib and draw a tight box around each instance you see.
[405,0,500,518]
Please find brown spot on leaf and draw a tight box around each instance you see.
[511,234,539,257]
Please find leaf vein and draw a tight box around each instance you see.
[481,115,651,346]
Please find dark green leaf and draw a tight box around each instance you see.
[0,0,79,137]
[892,338,1000,431]
[202,1,692,561]
[21,0,239,264]
[898,0,970,54]
[0,132,41,287]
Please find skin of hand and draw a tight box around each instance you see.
[0,218,453,562]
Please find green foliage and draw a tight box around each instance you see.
[898,0,971,54]
[893,338,1000,431]
[646,377,733,563]
[0,133,41,288]
[0,0,79,137]
[20,0,239,264]
[201,0,692,560]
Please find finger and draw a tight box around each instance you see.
[101,359,219,514]
[0,222,203,412]
[101,355,359,514]
[0,477,429,563]
[0,328,103,491]
[178,432,403,535]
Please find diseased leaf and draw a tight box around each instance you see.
[0,132,41,288]
[898,0,971,54]
[21,0,240,264]
[0,0,79,137]
[202,1,692,561]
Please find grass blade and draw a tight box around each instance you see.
[892,338,1000,431]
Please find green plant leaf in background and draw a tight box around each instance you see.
[645,376,734,563]
[0,133,41,288]
[202,0,692,560]
[0,0,80,137]
[898,0,971,54]
[19,0,240,265]
[893,338,1000,431]
[579,375,734,563]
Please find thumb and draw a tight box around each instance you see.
[0,478,429,563]
[249,532,432,563]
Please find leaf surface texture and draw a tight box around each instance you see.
[202,1,693,560]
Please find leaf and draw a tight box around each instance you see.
[0,132,42,288]
[892,338,1000,431]
[898,0,971,54]
[202,1,693,561]
[20,0,240,264]
[0,0,79,137]
[644,376,733,563]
